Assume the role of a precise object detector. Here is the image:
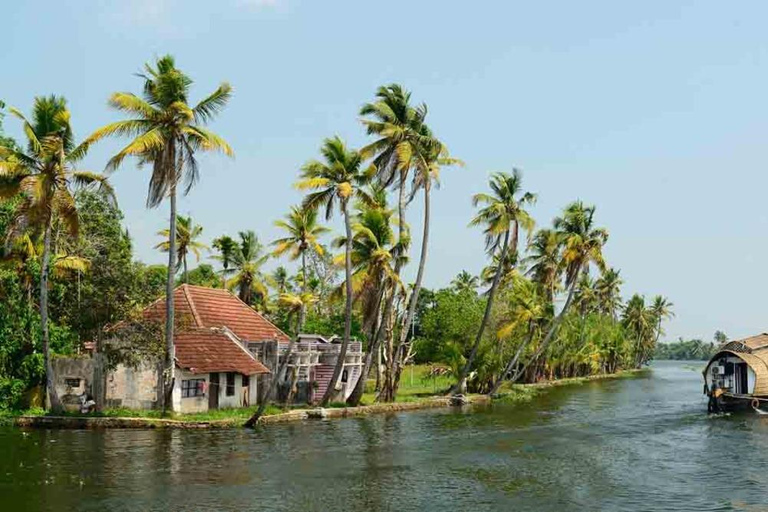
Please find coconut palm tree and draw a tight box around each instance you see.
[388,136,461,399]
[451,271,479,294]
[212,234,236,287]
[155,215,208,283]
[648,295,674,361]
[270,266,292,295]
[226,230,269,307]
[623,294,650,367]
[452,170,536,394]
[337,202,402,405]
[595,267,623,320]
[519,202,608,379]
[524,228,561,310]
[272,205,329,331]
[297,136,372,406]
[488,277,546,395]
[87,55,232,413]
[0,95,113,412]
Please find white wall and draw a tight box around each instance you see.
[174,371,259,413]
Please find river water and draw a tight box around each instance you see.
[3,361,768,511]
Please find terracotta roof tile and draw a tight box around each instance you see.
[143,285,290,343]
[175,328,270,375]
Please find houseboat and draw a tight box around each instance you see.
[703,333,768,412]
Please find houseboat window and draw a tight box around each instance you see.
[242,375,250,389]
[226,372,236,396]
[182,379,205,398]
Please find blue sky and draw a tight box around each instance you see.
[2,1,767,341]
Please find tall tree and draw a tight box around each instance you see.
[0,96,113,412]
[339,199,401,405]
[226,230,269,306]
[595,267,623,320]
[451,270,479,294]
[155,215,207,283]
[524,228,561,310]
[297,136,371,405]
[87,55,232,413]
[452,170,535,394]
[516,202,608,380]
[272,205,329,331]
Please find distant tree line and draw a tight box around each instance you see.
[654,331,727,361]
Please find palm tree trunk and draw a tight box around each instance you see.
[162,180,177,415]
[379,179,408,403]
[389,183,431,401]
[183,255,188,284]
[488,320,535,396]
[41,219,62,413]
[451,229,512,395]
[321,200,354,406]
[347,279,387,406]
[299,251,307,331]
[510,266,582,384]
[285,253,309,406]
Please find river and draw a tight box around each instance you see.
[3,361,768,511]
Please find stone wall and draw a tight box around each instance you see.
[50,357,94,411]
[106,362,159,410]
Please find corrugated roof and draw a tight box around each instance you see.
[144,284,290,343]
[175,328,270,375]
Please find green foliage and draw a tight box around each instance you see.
[413,288,485,365]
[183,263,222,288]
[0,269,77,410]
[655,335,721,361]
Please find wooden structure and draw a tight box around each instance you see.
[703,333,768,409]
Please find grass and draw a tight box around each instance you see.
[360,364,455,405]
[2,404,286,423]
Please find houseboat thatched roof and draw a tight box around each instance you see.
[705,333,768,396]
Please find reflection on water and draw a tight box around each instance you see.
[3,361,768,511]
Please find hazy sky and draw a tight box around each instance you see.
[2,1,767,342]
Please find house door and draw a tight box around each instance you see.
[209,373,219,410]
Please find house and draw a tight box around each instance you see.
[51,284,364,411]
[703,333,768,412]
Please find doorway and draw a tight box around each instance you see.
[209,373,219,410]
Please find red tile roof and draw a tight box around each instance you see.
[175,328,270,375]
[144,284,290,343]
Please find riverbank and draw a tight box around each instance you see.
[4,368,646,429]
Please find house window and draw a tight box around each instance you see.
[182,379,205,398]
[341,369,348,383]
[226,372,236,396]
[242,375,250,389]
[65,378,81,388]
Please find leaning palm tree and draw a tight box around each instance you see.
[452,170,536,394]
[87,55,232,413]
[155,215,208,283]
[226,230,269,306]
[385,135,461,400]
[337,202,401,406]
[451,270,479,294]
[297,136,372,406]
[0,95,113,412]
[272,205,329,331]
[488,277,546,395]
[516,202,608,380]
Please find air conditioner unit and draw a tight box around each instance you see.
[711,366,725,375]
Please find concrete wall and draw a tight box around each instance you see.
[50,357,94,411]
[106,362,159,410]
